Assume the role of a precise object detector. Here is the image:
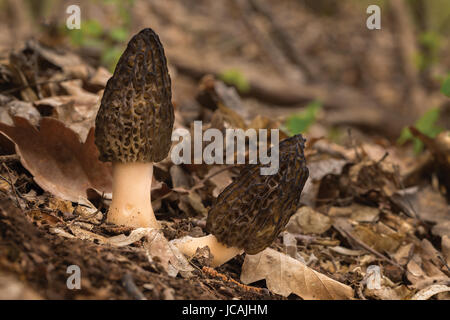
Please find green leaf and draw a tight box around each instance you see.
[441,74,450,97]
[83,20,103,37]
[285,101,322,135]
[397,107,443,154]
[219,69,250,93]
[68,29,84,46]
[109,27,128,42]
[415,107,442,135]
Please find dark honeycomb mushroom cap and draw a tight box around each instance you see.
[95,28,174,163]
[206,134,309,255]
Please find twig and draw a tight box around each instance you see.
[121,273,147,300]
[291,233,316,244]
[438,255,450,274]
[248,0,317,81]
[357,284,367,300]
[202,266,265,294]
[347,128,362,162]
[334,223,405,271]
[389,0,425,116]
[376,152,389,165]
[0,155,20,163]
[393,164,419,219]
[0,163,25,209]
[230,0,296,80]
[0,77,77,94]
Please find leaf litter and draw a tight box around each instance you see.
[0,3,449,300]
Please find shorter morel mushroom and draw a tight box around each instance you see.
[95,28,174,229]
[173,134,309,267]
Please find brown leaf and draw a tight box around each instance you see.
[206,166,233,197]
[442,236,450,266]
[0,273,42,299]
[88,67,112,90]
[406,239,448,288]
[353,225,401,253]
[411,285,450,300]
[240,248,354,300]
[144,229,194,277]
[302,158,348,207]
[0,116,112,202]
[400,186,450,237]
[286,206,332,235]
[33,86,100,141]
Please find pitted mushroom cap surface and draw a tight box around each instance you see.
[95,28,174,163]
[206,134,309,255]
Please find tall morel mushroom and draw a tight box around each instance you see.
[173,134,309,267]
[95,28,174,229]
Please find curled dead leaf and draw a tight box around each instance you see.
[0,116,112,202]
[411,284,450,300]
[240,248,354,300]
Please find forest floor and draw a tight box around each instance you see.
[0,0,449,300]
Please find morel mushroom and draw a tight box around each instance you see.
[95,28,174,229]
[173,134,309,267]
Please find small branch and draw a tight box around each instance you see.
[121,273,147,300]
[202,266,266,295]
[334,222,405,271]
[0,77,77,95]
[249,0,318,81]
[0,154,20,163]
[230,0,297,81]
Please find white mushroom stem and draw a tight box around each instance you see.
[172,234,243,267]
[107,162,159,229]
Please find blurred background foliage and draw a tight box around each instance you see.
[62,0,134,72]
[0,0,448,155]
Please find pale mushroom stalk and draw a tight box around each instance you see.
[173,234,243,267]
[108,162,159,229]
[174,134,309,268]
[95,28,174,229]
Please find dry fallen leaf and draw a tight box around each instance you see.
[33,84,100,141]
[0,116,112,202]
[393,243,414,266]
[144,229,194,277]
[240,248,354,300]
[400,186,450,237]
[328,203,380,222]
[301,158,348,207]
[442,236,450,266]
[364,285,412,300]
[0,100,41,126]
[411,284,450,300]
[207,166,233,197]
[353,225,401,253]
[286,206,332,235]
[0,273,42,300]
[62,225,194,278]
[406,239,449,288]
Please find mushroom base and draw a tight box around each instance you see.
[107,162,159,229]
[172,234,243,267]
